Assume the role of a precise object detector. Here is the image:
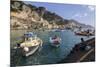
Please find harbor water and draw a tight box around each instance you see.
[10,29,94,66]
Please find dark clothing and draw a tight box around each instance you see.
[80,41,87,51]
[80,38,87,51]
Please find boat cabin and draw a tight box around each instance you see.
[24,32,37,42]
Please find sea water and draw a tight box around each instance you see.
[10,30,94,66]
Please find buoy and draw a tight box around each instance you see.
[23,47,29,52]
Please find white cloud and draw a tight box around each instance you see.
[81,5,95,12]
[72,13,88,18]
[87,6,95,11]
[73,13,80,17]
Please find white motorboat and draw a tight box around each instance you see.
[15,32,43,57]
[49,35,61,47]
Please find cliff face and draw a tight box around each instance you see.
[10,1,93,30]
[11,1,59,30]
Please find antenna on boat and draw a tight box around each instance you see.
[38,40,43,52]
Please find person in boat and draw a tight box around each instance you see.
[86,29,90,34]
[52,35,60,44]
[52,35,57,39]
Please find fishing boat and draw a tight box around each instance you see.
[74,28,95,36]
[14,32,43,57]
[75,32,94,36]
[75,30,94,36]
[49,35,61,47]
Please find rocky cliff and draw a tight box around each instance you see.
[10,1,94,30]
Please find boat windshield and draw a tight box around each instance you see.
[24,32,37,40]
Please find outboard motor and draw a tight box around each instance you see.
[17,43,20,48]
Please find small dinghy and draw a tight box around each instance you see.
[49,35,61,47]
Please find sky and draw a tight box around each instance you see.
[24,1,95,27]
